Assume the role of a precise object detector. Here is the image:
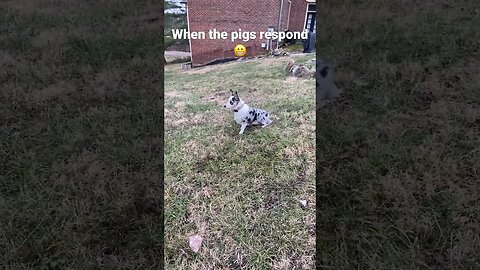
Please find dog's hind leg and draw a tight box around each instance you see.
[239,123,248,134]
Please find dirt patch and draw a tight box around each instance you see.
[203,91,228,106]
[285,77,298,84]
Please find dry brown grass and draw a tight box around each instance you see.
[317,0,480,268]
[1,0,163,268]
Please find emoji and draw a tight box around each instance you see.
[234,44,247,57]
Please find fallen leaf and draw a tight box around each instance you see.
[299,200,308,207]
[189,234,203,253]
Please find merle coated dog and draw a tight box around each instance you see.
[223,90,272,135]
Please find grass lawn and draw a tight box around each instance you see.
[164,56,316,269]
[1,1,163,268]
[317,0,480,269]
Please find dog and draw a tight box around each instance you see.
[223,90,272,135]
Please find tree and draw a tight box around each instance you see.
[164,0,188,51]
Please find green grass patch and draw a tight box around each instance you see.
[317,0,480,268]
[0,1,163,268]
[64,34,162,67]
[165,56,315,269]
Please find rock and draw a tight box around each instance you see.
[181,62,192,70]
[270,48,290,57]
[284,60,315,78]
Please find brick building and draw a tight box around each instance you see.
[186,0,316,67]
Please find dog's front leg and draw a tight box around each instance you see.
[239,123,248,135]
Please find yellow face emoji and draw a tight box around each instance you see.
[234,44,247,57]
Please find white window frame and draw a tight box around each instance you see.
[303,3,316,32]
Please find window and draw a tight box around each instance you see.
[304,4,316,32]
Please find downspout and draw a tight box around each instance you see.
[286,0,291,30]
[276,0,284,49]
[185,1,193,66]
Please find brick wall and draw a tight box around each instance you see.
[288,0,309,33]
[187,0,313,66]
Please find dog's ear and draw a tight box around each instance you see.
[234,91,239,99]
[230,89,234,95]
